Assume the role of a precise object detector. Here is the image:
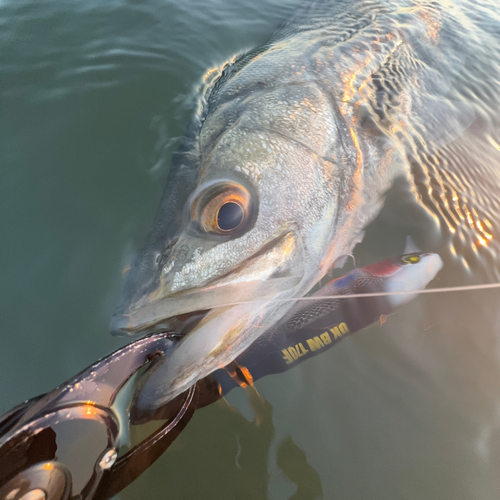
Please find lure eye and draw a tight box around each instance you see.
[402,255,421,264]
[190,181,256,236]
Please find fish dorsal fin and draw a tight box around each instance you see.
[403,235,421,254]
[411,97,476,150]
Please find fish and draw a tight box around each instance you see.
[110,1,475,403]
[134,251,442,409]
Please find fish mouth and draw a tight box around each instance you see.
[110,230,304,337]
[111,309,212,338]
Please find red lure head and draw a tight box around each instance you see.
[363,254,424,277]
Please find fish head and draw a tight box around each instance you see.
[111,75,356,337]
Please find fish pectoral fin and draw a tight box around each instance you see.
[333,254,357,270]
[403,235,421,254]
[333,255,349,270]
[417,98,476,149]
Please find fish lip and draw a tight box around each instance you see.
[110,229,302,337]
[110,309,211,338]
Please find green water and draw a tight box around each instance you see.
[2,0,500,498]
[0,0,298,407]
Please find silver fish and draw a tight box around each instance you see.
[111,0,476,404]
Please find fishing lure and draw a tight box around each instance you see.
[212,252,442,393]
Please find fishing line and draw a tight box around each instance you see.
[209,282,500,309]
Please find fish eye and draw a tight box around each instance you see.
[402,255,420,264]
[217,202,244,231]
[190,180,255,236]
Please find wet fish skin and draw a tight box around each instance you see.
[111,0,473,400]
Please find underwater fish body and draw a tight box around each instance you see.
[111,0,484,404]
